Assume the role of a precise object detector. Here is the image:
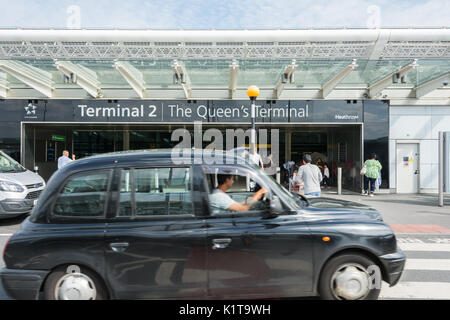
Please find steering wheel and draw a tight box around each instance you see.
[262,192,268,202]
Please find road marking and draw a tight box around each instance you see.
[427,238,450,244]
[391,224,450,233]
[398,237,425,243]
[398,243,450,252]
[405,259,450,271]
[380,282,450,299]
[0,234,12,237]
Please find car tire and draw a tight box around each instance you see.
[318,253,381,300]
[43,265,108,300]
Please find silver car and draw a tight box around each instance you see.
[0,151,45,219]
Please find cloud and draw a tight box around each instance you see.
[0,0,448,29]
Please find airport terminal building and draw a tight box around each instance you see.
[0,28,449,193]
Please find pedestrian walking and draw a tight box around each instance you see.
[316,158,324,173]
[292,169,302,194]
[362,153,382,197]
[283,160,295,190]
[293,154,323,197]
[322,163,330,188]
[58,150,75,169]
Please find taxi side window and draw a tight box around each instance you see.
[118,167,193,217]
[53,171,110,217]
[204,165,270,215]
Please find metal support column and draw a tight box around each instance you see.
[439,132,443,206]
[337,167,342,195]
[123,130,130,151]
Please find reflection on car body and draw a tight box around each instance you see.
[1,149,405,300]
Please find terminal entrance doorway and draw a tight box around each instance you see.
[287,125,362,191]
[22,123,362,191]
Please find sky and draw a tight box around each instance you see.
[0,0,448,29]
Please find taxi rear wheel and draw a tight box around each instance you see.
[318,254,381,300]
[43,265,107,300]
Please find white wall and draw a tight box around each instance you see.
[389,106,450,192]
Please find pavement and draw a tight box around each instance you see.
[321,189,450,231]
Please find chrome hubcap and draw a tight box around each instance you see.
[331,263,370,300]
[55,273,97,300]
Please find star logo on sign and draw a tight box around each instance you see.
[25,103,37,115]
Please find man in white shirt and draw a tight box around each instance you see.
[58,150,76,169]
[294,154,322,197]
[209,174,267,214]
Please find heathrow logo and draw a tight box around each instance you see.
[24,103,38,119]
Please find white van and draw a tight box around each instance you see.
[0,150,45,219]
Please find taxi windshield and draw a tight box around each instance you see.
[253,164,303,210]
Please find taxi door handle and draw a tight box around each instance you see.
[110,242,129,253]
[212,238,232,250]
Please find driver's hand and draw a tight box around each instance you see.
[255,187,268,200]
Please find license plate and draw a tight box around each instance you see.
[33,200,38,206]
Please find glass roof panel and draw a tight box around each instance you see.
[415,59,450,86]
[237,60,293,88]
[183,60,230,87]
[4,59,61,88]
[76,60,128,86]
[129,60,176,88]
[338,60,412,87]
[2,58,449,91]
[290,60,352,87]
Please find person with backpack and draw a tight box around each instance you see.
[361,153,382,197]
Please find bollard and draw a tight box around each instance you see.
[439,132,444,207]
[337,167,342,195]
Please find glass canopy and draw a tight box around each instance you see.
[2,58,449,89]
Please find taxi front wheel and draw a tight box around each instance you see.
[43,265,108,300]
[318,254,381,300]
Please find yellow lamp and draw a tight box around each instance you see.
[247,85,259,100]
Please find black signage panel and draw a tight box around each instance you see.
[44,100,74,121]
[277,100,310,123]
[74,100,159,122]
[1,100,45,121]
[210,100,252,123]
[5,99,364,123]
[311,100,363,123]
[73,100,210,122]
[210,100,294,123]
[161,101,208,122]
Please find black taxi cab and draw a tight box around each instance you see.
[1,149,405,300]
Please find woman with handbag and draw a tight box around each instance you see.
[361,153,382,197]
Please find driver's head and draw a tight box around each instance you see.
[63,150,69,157]
[217,174,234,190]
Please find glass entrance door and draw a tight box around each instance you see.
[288,125,361,192]
[73,130,123,158]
